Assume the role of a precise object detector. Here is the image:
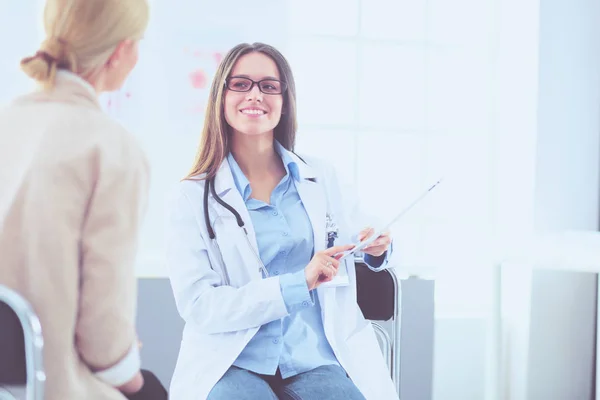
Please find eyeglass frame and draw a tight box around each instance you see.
[224,76,288,95]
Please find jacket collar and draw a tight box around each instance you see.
[20,70,101,109]
[55,70,96,97]
[54,70,100,108]
[286,150,318,183]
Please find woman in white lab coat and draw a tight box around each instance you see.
[165,42,399,400]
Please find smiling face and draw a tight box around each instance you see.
[223,52,284,139]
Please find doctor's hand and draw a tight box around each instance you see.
[304,244,355,291]
[358,227,392,257]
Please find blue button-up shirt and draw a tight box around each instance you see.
[227,144,339,378]
[228,142,389,377]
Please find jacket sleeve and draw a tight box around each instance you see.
[75,136,148,385]
[166,185,305,335]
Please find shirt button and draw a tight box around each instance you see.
[282,232,289,237]
[274,271,280,275]
[273,338,279,344]
[302,301,309,307]
[272,210,279,216]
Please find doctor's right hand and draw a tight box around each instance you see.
[304,244,355,290]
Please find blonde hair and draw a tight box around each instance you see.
[185,42,298,181]
[21,0,149,88]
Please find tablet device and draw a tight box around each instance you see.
[335,178,443,261]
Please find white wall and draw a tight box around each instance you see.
[432,0,542,395]
[452,0,600,396]
[0,1,37,105]
[433,317,487,399]
[535,0,600,230]
[534,0,600,232]
[526,0,600,397]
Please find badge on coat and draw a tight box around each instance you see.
[325,211,339,248]
[322,211,350,288]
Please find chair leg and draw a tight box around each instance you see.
[371,322,393,378]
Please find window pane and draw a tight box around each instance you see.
[287,38,358,126]
[359,44,426,130]
[287,0,359,37]
[361,0,426,42]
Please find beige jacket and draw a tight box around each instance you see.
[0,71,149,400]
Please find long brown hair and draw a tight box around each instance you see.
[184,42,298,180]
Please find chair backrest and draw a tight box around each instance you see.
[355,262,396,321]
[0,285,45,400]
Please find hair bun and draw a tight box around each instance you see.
[40,37,68,61]
[20,37,77,87]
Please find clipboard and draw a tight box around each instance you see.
[336,178,444,262]
[318,178,443,288]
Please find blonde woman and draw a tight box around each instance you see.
[0,1,166,399]
[166,43,398,399]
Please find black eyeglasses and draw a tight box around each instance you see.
[225,76,288,95]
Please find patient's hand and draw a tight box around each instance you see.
[117,371,144,394]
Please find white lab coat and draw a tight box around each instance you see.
[165,151,399,400]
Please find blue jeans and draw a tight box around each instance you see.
[207,365,366,400]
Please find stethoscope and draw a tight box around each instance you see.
[201,154,313,281]
[202,177,268,281]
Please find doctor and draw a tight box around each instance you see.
[166,42,399,400]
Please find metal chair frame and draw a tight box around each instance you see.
[0,285,45,400]
[355,257,401,393]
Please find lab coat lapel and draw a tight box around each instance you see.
[296,175,334,318]
[295,178,327,254]
[286,151,326,255]
[288,152,337,330]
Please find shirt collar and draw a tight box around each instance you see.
[274,140,300,183]
[226,140,300,201]
[226,152,252,201]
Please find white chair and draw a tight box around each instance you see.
[0,285,45,400]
